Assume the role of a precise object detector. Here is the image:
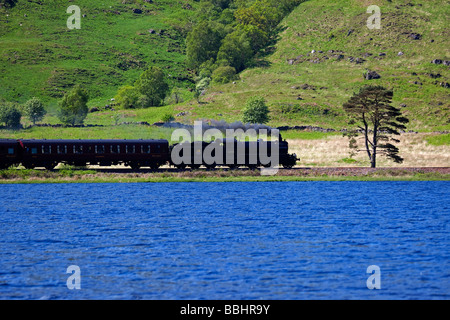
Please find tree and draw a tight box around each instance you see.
[167,87,184,105]
[237,24,269,53]
[216,29,253,72]
[58,85,89,126]
[234,0,283,33]
[0,0,18,9]
[242,96,270,124]
[343,85,409,168]
[134,67,169,107]
[186,20,224,70]
[23,97,46,125]
[0,102,21,128]
[211,66,237,84]
[114,85,139,109]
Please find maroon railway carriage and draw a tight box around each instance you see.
[18,139,170,170]
[0,139,22,169]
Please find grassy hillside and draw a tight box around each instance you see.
[0,0,196,109]
[178,0,450,131]
[0,0,449,139]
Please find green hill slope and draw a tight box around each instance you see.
[0,0,195,109]
[0,0,449,133]
[182,0,450,131]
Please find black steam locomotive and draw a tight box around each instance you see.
[0,138,298,170]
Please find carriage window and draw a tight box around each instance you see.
[141,145,151,154]
[95,145,105,154]
[31,147,38,154]
[42,145,51,154]
[126,145,136,154]
[73,145,83,154]
[110,145,120,154]
[57,145,68,154]
[8,148,14,155]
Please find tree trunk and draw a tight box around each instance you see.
[370,152,376,168]
[371,123,378,168]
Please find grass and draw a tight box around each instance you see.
[175,0,450,131]
[0,124,175,140]
[280,130,340,140]
[287,132,450,167]
[0,0,196,108]
[2,0,449,133]
[1,166,448,184]
[425,133,450,146]
[0,0,448,177]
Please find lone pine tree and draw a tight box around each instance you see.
[343,85,409,168]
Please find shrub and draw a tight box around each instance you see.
[23,97,46,125]
[114,85,139,109]
[0,102,22,128]
[186,20,224,69]
[212,66,237,84]
[134,67,169,107]
[242,96,270,124]
[216,30,253,72]
[162,114,175,123]
[58,85,89,126]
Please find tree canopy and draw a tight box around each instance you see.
[242,96,270,124]
[134,67,169,107]
[186,20,224,70]
[23,97,46,125]
[343,85,409,168]
[58,85,89,126]
[0,102,21,128]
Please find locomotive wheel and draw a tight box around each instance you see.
[130,162,140,170]
[190,164,200,169]
[247,164,258,170]
[205,163,216,170]
[45,163,57,170]
[282,164,294,169]
[23,163,35,169]
[150,163,160,170]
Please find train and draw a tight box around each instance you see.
[0,138,299,170]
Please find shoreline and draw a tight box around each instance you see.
[1,167,449,184]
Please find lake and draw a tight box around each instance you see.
[0,181,448,300]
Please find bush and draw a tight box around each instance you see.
[165,87,184,105]
[58,85,89,126]
[216,30,253,72]
[186,20,224,69]
[212,66,237,84]
[134,67,169,107]
[162,114,175,123]
[23,97,46,125]
[242,96,270,124]
[114,85,139,109]
[0,102,22,128]
[195,77,211,93]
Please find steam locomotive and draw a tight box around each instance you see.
[0,138,298,170]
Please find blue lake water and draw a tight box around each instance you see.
[0,181,448,300]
